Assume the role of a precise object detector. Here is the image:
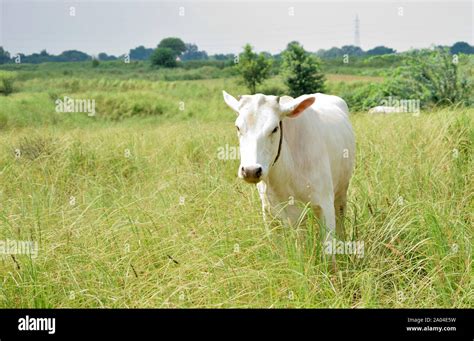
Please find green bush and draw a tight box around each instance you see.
[0,70,17,95]
[150,48,178,68]
[384,48,472,107]
[330,82,383,112]
[281,42,325,97]
[330,49,473,112]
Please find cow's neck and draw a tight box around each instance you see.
[266,137,295,198]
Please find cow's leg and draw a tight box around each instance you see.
[334,192,347,240]
[257,182,272,235]
[319,201,336,244]
[313,199,337,271]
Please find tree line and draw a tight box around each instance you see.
[1,39,472,65]
[0,37,471,107]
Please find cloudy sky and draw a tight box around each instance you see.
[0,0,472,56]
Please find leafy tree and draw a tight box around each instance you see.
[317,45,369,59]
[98,53,117,61]
[450,41,474,55]
[158,38,186,57]
[366,46,396,56]
[98,52,108,60]
[150,47,178,68]
[181,43,208,61]
[211,53,235,61]
[340,45,365,57]
[281,41,325,97]
[0,47,11,64]
[56,50,91,62]
[237,44,272,94]
[317,47,343,59]
[9,49,52,64]
[129,46,154,60]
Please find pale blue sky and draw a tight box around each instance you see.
[1,0,472,56]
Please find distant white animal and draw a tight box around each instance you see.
[368,106,399,114]
[223,91,355,243]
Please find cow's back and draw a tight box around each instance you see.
[283,93,355,198]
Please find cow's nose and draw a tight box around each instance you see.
[241,166,263,183]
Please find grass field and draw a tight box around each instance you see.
[0,66,472,308]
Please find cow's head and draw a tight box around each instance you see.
[222,91,315,183]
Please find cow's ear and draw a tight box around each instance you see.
[223,91,240,114]
[280,95,315,118]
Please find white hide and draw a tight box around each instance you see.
[223,91,355,241]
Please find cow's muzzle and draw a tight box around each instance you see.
[240,165,262,183]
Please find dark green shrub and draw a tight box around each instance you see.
[150,48,178,68]
[384,48,472,106]
[0,71,17,95]
[281,42,325,97]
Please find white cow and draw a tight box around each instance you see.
[223,91,355,243]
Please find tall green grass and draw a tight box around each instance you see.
[0,105,471,307]
[0,62,471,307]
[0,72,387,129]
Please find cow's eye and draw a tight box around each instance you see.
[271,126,279,134]
[236,126,240,133]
